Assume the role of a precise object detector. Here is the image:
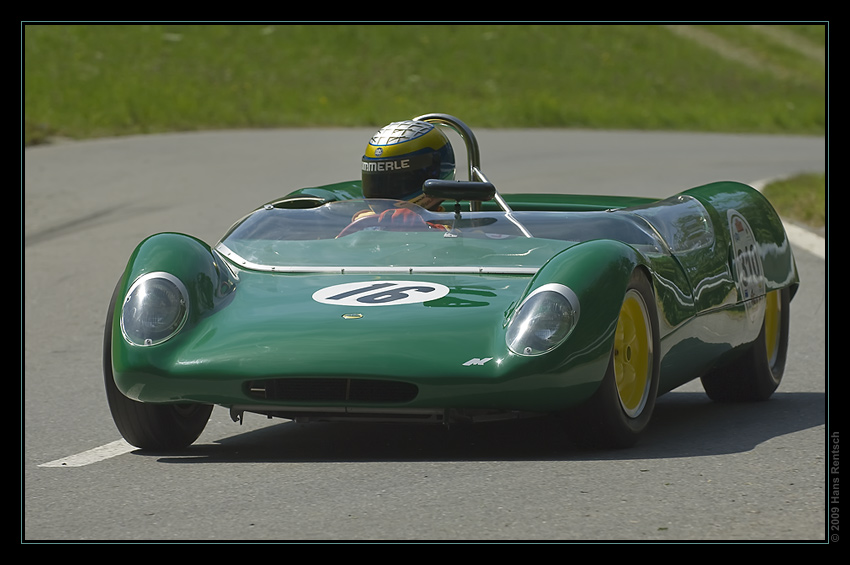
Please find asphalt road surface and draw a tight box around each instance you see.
[23,128,827,541]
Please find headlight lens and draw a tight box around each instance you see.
[506,283,580,356]
[121,272,189,346]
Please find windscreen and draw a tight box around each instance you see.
[217,198,667,270]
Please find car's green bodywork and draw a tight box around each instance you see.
[108,178,798,425]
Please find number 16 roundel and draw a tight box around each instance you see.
[312,281,450,306]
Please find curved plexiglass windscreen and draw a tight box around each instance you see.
[218,198,675,270]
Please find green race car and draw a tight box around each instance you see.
[104,114,799,450]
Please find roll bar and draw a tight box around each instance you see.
[413,113,513,214]
[413,113,482,182]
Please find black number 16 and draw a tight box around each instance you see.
[326,282,437,304]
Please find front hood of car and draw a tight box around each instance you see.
[175,234,577,380]
[174,270,531,380]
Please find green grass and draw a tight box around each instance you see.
[23,24,825,141]
[23,23,826,228]
[762,172,826,231]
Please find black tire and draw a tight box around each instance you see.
[571,270,660,448]
[701,287,790,402]
[103,280,212,450]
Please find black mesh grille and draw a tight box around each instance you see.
[246,378,418,403]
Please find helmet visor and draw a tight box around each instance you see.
[362,152,441,200]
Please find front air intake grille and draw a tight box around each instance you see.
[246,378,418,403]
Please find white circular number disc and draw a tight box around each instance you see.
[312,280,450,306]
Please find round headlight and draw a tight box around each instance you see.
[120,272,189,346]
[506,283,580,356]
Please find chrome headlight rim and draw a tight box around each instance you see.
[120,272,190,347]
[506,283,581,357]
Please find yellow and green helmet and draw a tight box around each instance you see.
[361,120,456,202]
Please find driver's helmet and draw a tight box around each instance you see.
[361,120,455,209]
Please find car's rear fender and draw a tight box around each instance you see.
[682,181,800,299]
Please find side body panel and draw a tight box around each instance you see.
[655,181,799,393]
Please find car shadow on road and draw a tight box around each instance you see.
[146,391,824,464]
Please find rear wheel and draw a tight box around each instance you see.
[572,270,660,448]
[103,280,212,450]
[701,287,790,401]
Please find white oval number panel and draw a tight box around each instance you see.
[312,281,450,306]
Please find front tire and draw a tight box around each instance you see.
[701,287,790,402]
[571,270,660,448]
[103,280,212,450]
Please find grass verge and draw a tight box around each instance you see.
[762,173,826,233]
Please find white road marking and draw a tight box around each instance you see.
[38,439,135,468]
[784,221,825,260]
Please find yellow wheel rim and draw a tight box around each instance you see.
[763,290,781,366]
[614,289,653,418]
